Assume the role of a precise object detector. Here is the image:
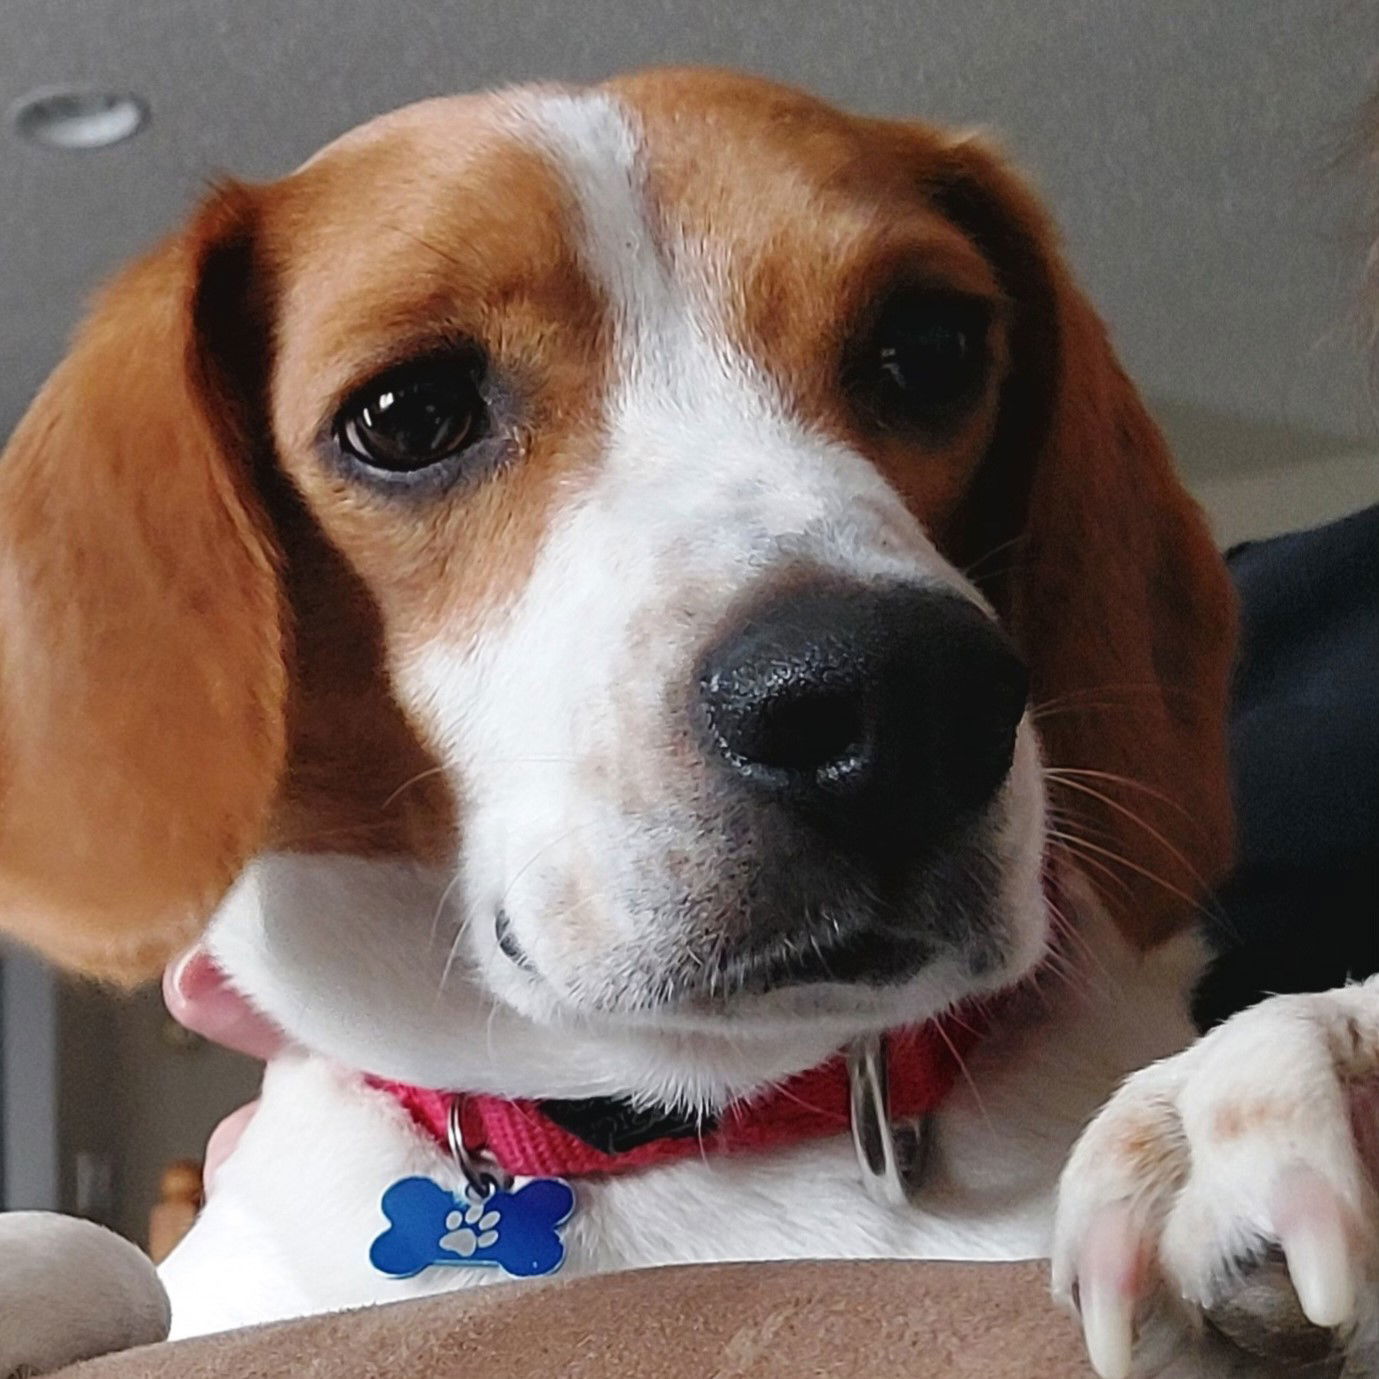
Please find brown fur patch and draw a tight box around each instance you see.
[610,71,1007,530]
[262,112,612,653]
[924,132,1237,945]
[250,116,617,864]
[0,190,286,979]
[1109,1103,1189,1195]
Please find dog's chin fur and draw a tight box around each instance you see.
[205,722,1048,1116]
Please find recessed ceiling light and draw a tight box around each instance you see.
[9,86,150,151]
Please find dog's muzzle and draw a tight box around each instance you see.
[693,580,1029,986]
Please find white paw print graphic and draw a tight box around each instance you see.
[441,1200,501,1258]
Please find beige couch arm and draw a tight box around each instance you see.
[59,1259,1092,1378]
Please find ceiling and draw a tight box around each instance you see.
[3,0,1377,487]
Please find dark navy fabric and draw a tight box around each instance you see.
[1193,503,1379,1029]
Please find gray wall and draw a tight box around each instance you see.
[1,948,57,1210]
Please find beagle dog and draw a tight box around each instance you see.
[1,69,1375,1378]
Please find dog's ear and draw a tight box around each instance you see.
[932,136,1236,947]
[0,185,287,980]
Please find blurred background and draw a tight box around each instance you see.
[2,0,1377,1246]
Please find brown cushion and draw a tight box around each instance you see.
[60,1259,1093,1378]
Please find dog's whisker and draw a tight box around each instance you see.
[428,870,469,953]
[483,996,505,1071]
[1047,828,1204,917]
[961,532,1029,582]
[1030,700,1148,723]
[380,765,451,812]
[436,876,478,997]
[1046,773,1213,897]
[1046,833,1140,904]
[1032,681,1219,713]
[1044,804,1155,864]
[934,1019,992,1134]
[1044,765,1195,820]
[372,756,594,825]
[1041,889,1114,1000]
[1051,830,1202,910]
[496,821,602,917]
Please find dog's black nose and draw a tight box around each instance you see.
[697,583,1028,860]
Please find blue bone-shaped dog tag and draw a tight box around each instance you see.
[370,1175,576,1279]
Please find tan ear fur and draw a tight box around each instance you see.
[934,138,1237,947]
[0,186,286,980]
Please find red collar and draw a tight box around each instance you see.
[369,1012,984,1181]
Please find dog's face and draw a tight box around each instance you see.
[263,79,1042,1036]
[0,71,1235,1104]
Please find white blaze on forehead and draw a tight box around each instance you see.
[506,90,791,426]
[501,91,665,337]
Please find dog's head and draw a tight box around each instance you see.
[0,71,1234,1103]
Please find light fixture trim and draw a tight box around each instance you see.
[9,86,151,151]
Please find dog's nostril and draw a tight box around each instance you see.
[732,686,867,779]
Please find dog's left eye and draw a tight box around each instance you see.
[334,358,487,476]
[849,289,991,429]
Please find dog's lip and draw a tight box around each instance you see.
[495,908,535,970]
[715,925,933,996]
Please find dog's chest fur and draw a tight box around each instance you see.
[159,911,1200,1343]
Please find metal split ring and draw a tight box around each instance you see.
[447,1097,514,1200]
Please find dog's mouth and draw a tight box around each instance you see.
[494,905,935,1006]
[714,925,934,994]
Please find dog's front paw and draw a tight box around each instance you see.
[1053,980,1379,1378]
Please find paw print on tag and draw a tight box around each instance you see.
[370,1174,576,1280]
[441,1200,501,1257]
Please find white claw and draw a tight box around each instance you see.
[1274,1166,1356,1330]
[1078,1206,1144,1379]
[1081,1274,1135,1379]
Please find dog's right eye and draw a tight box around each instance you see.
[333,357,488,478]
